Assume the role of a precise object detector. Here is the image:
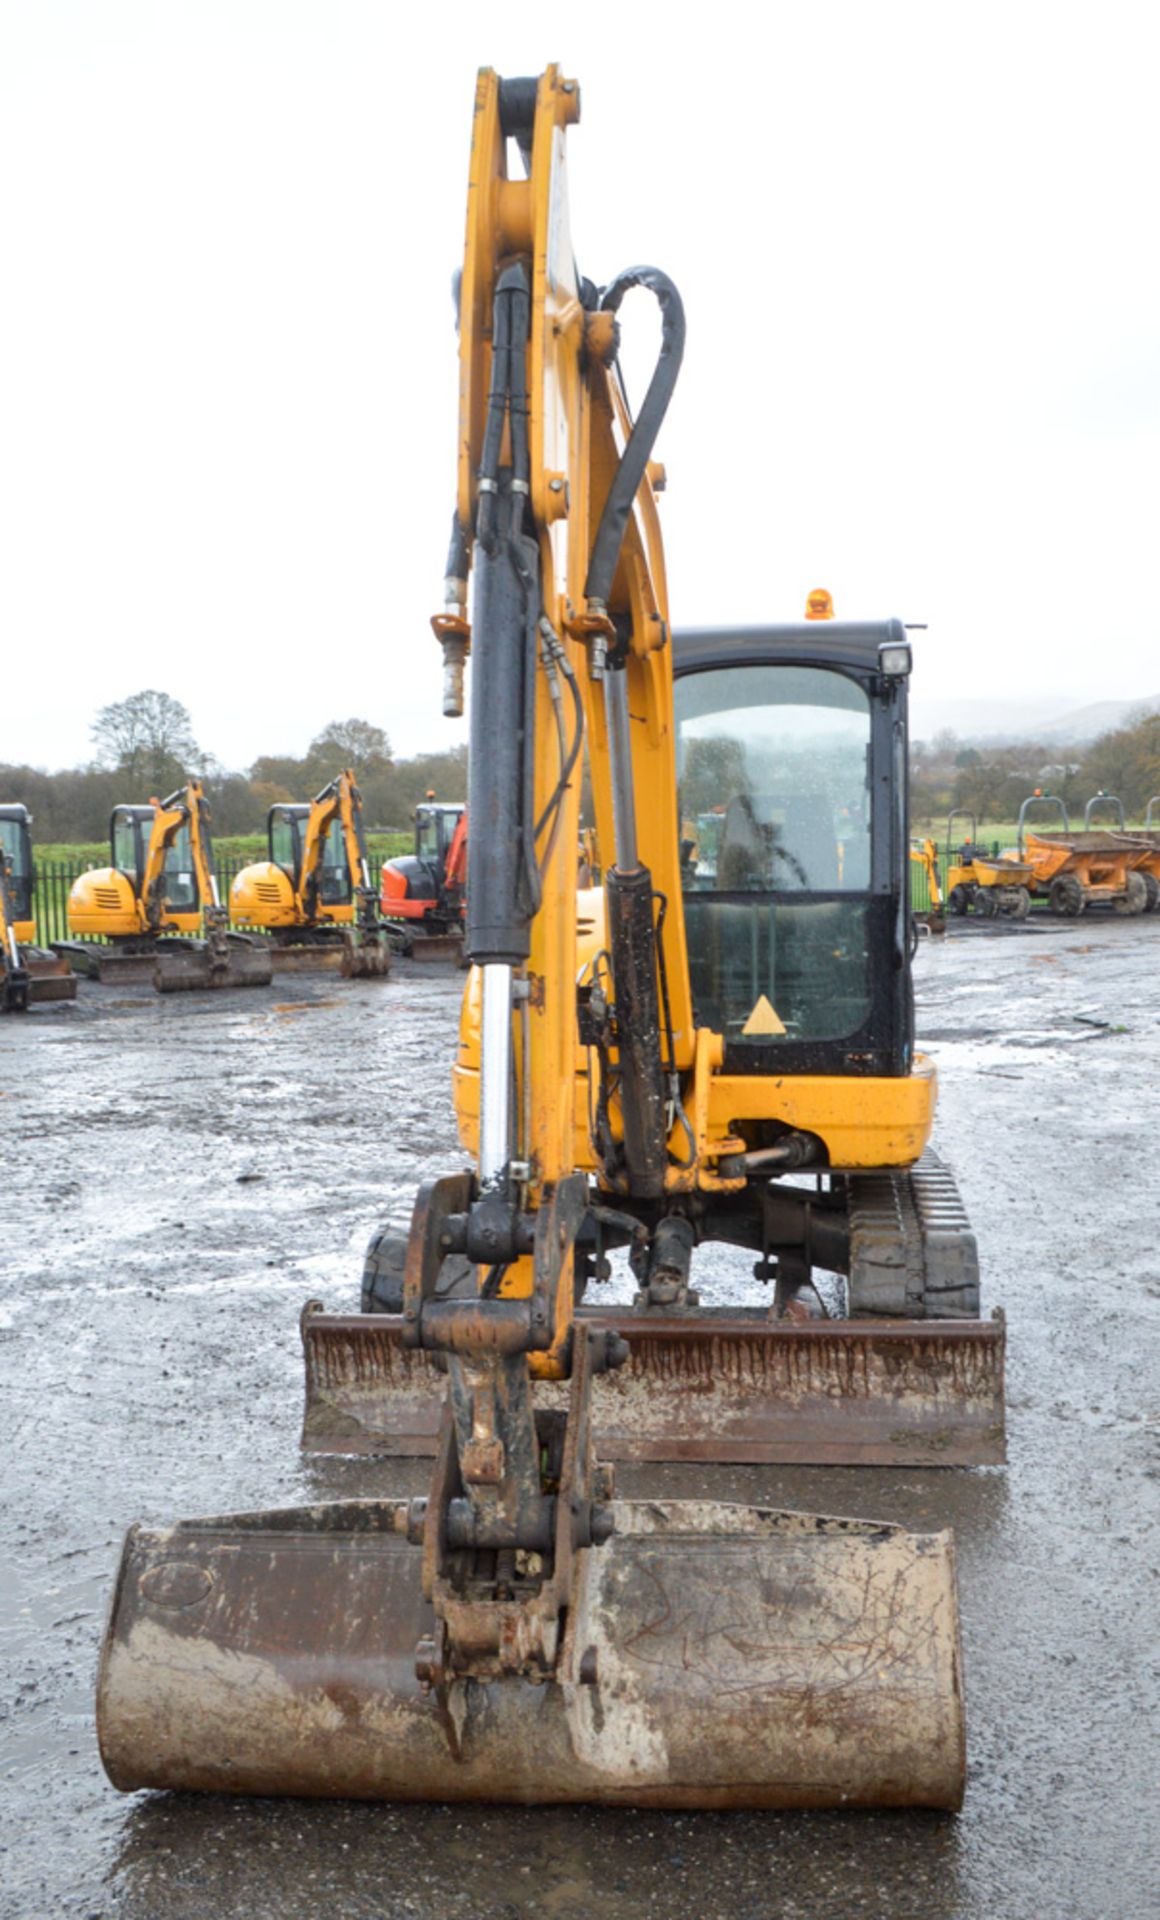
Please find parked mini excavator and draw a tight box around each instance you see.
[64,782,272,990]
[97,68,1004,1812]
[380,800,467,958]
[0,804,75,1004]
[229,771,393,976]
[2,845,31,1012]
[910,835,947,932]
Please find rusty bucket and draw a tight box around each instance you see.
[97,1495,964,1809]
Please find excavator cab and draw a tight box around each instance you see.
[268,805,353,908]
[675,627,911,1073]
[0,805,35,933]
[384,802,465,908]
[380,802,467,957]
[110,806,201,914]
[416,803,463,875]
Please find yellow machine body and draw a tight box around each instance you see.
[453,934,938,1181]
[67,865,201,939]
[229,861,297,928]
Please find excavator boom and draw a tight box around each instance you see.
[149,785,273,991]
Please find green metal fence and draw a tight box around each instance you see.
[37,850,995,940]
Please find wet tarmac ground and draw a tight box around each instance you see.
[2,922,1158,1919]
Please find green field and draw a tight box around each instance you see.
[914,814,1156,854]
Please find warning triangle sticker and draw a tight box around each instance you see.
[742,994,786,1036]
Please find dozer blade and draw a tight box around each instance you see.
[78,948,160,984]
[302,1307,1006,1467]
[154,942,274,993]
[97,1497,964,1809]
[24,949,77,1002]
[267,942,349,973]
[405,930,466,963]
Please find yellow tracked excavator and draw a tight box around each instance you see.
[0,805,75,1007]
[64,782,272,991]
[97,68,1004,1811]
[910,836,947,933]
[2,839,36,1012]
[229,770,392,977]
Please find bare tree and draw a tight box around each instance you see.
[91,690,202,795]
[306,718,392,776]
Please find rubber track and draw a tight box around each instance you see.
[848,1149,980,1318]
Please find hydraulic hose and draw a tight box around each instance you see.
[584,267,686,609]
[580,268,685,1201]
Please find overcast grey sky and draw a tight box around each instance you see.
[2,1,1157,774]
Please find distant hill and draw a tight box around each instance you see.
[911,693,1160,747]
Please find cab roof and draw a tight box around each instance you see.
[673,621,908,677]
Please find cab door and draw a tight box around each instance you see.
[269,809,304,886]
[111,809,152,891]
[674,653,909,1077]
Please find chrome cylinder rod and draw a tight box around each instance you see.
[603,667,639,873]
[479,962,514,1187]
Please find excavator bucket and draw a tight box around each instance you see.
[339,929,393,979]
[97,1495,964,1809]
[154,937,273,993]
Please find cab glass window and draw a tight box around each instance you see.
[416,812,439,863]
[0,819,29,876]
[319,819,352,906]
[112,810,148,883]
[270,811,299,880]
[675,664,873,1045]
[163,824,199,912]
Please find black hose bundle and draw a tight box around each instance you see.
[584,267,686,609]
